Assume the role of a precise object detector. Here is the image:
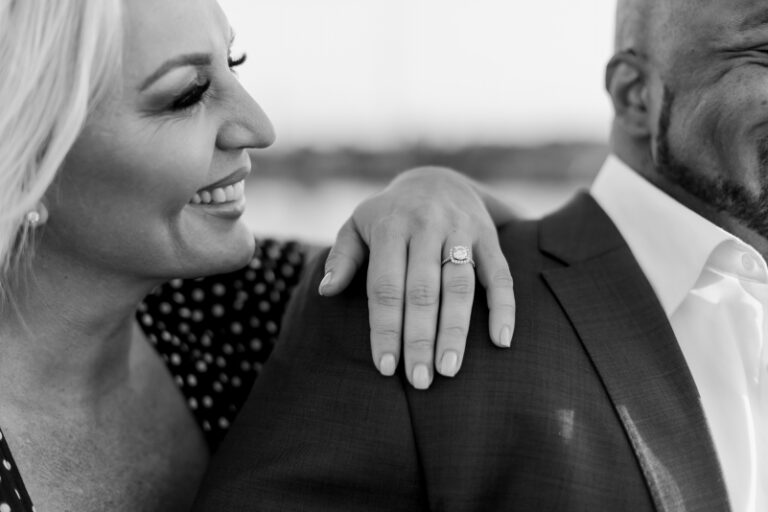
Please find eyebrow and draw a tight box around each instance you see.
[139,53,212,91]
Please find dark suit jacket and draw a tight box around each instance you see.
[192,193,731,511]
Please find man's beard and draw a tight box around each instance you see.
[654,85,768,239]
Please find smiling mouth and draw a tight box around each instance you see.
[190,179,246,205]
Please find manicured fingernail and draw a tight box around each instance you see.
[412,364,431,390]
[440,351,459,377]
[500,325,512,348]
[379,353,396,376]
[318,271,333,296]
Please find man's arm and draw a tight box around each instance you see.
[192,249,429,512]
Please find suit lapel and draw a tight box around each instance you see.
[540,193,730,512]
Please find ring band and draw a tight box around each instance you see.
[441,245,475,268]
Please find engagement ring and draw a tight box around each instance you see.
[441,245,475,268]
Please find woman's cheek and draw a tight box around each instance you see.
[125,124,216,212]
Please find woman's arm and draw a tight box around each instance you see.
[320,166,517,389]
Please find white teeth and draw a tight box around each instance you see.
[190,179,246,205]
[212,188,227,203]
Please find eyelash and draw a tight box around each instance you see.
[170,81,211,111]
[228,52,247,70]
[169,53,248,112]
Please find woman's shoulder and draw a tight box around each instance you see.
[135,238,306,449]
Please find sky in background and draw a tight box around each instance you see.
[218,1,617,149]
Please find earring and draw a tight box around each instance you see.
[25,203,48,228]
[25,211,41,226]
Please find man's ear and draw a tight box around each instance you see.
[605,51,652,137]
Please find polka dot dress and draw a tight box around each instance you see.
[0,239,304,511]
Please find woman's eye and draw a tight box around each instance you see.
[170,81,211,111]
[228,52,247,71]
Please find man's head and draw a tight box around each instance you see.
[607,0,768,240]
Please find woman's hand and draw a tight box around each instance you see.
[320,166,516,389]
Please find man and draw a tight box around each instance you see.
[193,0,766,510]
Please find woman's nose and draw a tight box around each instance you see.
[216,82,276,151]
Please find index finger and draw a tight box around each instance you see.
[366,223,407,377]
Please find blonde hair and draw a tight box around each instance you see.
[0,0,122,290]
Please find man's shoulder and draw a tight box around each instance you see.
[496,190,619,271]
[270,245,373,371]
[296,245,369,320]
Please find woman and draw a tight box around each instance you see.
[0,0,516,510]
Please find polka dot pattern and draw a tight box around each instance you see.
[137,239,304,450]
[0,443,32,512]
[0,239,304,510]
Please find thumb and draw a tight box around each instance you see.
[320,218,367,296]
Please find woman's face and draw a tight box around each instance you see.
[45,0,274,281]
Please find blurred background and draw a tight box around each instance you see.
[218,0,616,244]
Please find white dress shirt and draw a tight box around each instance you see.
[591,156,768,512]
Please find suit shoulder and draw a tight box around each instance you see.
[495,216,552,277]
[497,217,541,248]
[272,245,372,367]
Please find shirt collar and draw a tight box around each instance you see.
[590,155,737,317]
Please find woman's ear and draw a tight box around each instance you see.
[605,50,652,138]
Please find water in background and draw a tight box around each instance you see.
[243,177,590,245]
[243,143,606,244]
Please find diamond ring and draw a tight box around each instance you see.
[441,245,475,268]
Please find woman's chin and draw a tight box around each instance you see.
[220,233,257,271]
[197,230,255,277]
[173,211,256,278]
